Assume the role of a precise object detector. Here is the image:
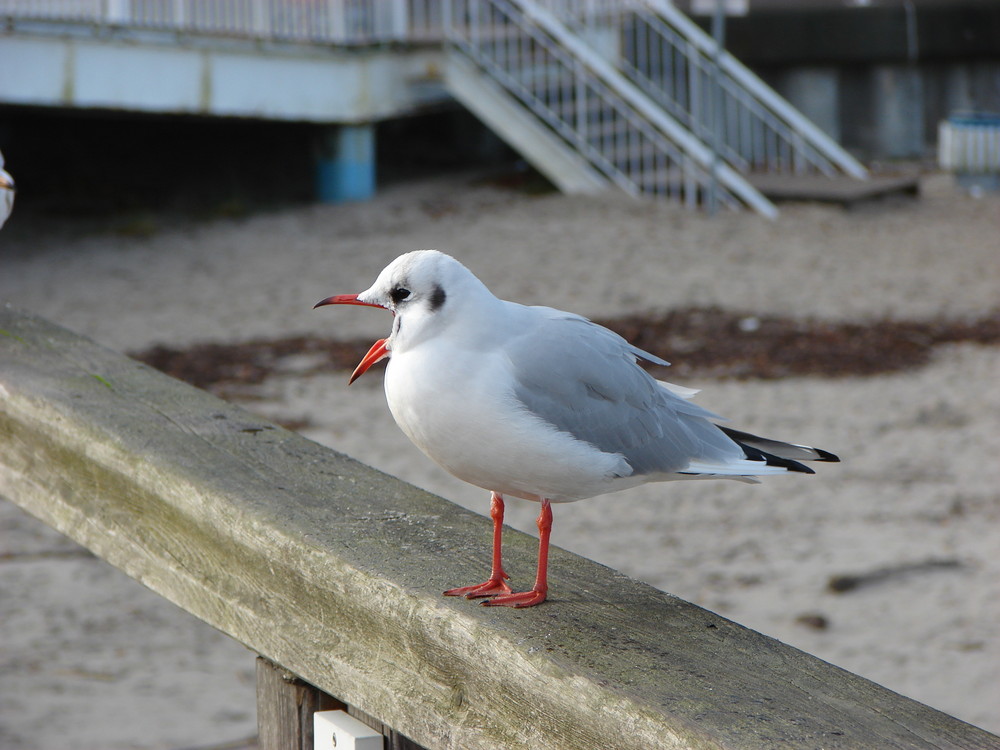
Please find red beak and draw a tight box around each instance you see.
[349,338,389,384]
[313,293,384,310]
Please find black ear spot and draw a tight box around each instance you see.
[430,284,446,311]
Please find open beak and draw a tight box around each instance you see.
[349,338,390,384]
[314,293,391,384]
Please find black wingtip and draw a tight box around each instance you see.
[718,426,839,466]
[739,442,816,474]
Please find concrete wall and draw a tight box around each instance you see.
[701,4,1000,159]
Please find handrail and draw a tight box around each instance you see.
[645,0,866,175]
[2,308,997,749]
[521,0,778,213]
[552,0,868,179]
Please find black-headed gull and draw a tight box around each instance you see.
[0,150,14,229]
[316,250,838,607]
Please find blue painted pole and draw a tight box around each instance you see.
[315,124,375,203]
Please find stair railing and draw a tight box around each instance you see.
[545,0,868,179]
[445,0,778,216]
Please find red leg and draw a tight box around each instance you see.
[483,499,551,608]
[444,492,512,599]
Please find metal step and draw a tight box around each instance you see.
[748,173,919,207]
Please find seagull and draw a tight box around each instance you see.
[315,250,838,607]
[0,150,14,229]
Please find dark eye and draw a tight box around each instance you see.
[390,287,411,304]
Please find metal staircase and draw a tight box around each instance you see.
[1,0,869,216]
[443,0,868,217]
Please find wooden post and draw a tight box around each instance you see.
[256,657,426,750]
[257,657,343,750]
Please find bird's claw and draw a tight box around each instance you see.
[443,576,511,599]
[480,589,547,608]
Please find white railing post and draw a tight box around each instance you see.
[251,0,268,37]
[105,0,130,24]
[326,0,345,43]
[389,0,409,41]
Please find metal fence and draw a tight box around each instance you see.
[0,0,444,44]
[939,113,1000,173]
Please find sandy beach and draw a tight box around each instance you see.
[1,170,998,747]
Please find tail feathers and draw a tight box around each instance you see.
[717,426,840,475]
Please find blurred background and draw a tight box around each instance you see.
[0,0,997,220]
[1,2,999,749]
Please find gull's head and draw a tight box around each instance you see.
[0,151,15,230]
[363,249,458,313]
[314,250,494,381]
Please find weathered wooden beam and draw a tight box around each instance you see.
[0,308,996,750]
[257,657,345,750]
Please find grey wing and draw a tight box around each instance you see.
[506,310,742,478]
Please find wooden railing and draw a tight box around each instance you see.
[1,307,996,750]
